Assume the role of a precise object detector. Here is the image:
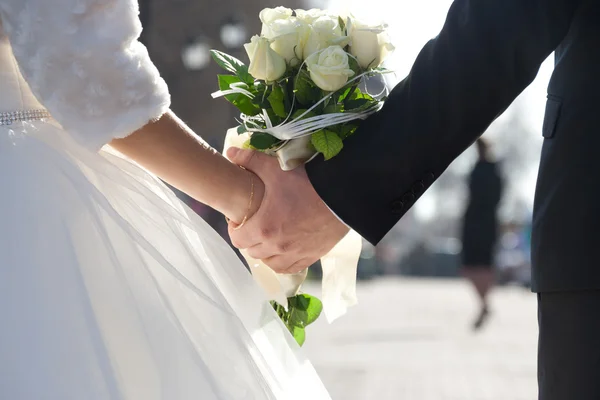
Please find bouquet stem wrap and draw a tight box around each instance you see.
[224,128,362,322]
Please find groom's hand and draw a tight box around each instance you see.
[226,147,350,274]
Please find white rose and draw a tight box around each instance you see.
[295,8,329,24]
[303,16,349,59]
[264,17,308,65]
[305,46,355,92]
[260,7,307,65]
[347,15,395,69]
[259,7,307,65]
[244,35,286,82]
[259,7,293,36]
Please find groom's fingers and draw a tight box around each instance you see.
[280,257,315,274]
[262,255,314,274]
[227,223,260,250]
[260,255,294,273]
[287,258,316,274]
[245,240,293,260]
[245,234,305,259]
[245,243,272,260]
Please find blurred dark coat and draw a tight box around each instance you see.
[461,160,502,267]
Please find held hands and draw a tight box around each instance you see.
[225,166,265,228]
[226,147,350,274]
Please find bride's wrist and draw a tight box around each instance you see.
[225,169,265,226]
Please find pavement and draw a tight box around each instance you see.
[303,277,538,400]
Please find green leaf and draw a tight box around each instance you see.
[338,123,358,140]
[348,88,374,101]
[281,78,293,114]
[345,97,371,110]
[218,75,248,99]
[218,74,242,88]
[291,109,316,121]
[241,139,254,150]
[288,306,308,329]
[250,132,280,150]
[336,85,356,103]
[290,325,306,347]
[271,301,287,320]
[211,50,244,74]
[270,295,323,347]
[218,75,261,116]
[294,70,321,106]
[237,125,248,134]
[251,90,271,110]
[344,89,375,111]
[211,50,253,84]
[268,85,287,118]
[230,96,261,116]
[338,16,346,34]
[311,130,344,160]
[254,81,268,97]
[296,294,323,326]
[266,109,283,127]
[348,55,361,75]
[323,103,344,114]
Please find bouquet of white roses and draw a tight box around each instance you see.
[212,7,394,345]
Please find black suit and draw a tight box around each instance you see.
[306,0,599,397]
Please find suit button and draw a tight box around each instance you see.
[402,192,415,203]
[391,200,404,214]
[423,172,435,185]
[413,180,425,193]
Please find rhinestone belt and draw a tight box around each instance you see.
[0,109,51,126]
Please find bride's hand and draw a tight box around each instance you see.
[110,111,266,224]
[224,167,265,227]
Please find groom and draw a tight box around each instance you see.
[227,0,598,398]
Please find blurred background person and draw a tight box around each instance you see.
[460,138,503,330]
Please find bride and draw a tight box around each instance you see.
[0,0,330,399]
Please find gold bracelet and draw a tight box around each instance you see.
[226,166,255,231]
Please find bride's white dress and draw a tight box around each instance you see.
[0,0,330,399]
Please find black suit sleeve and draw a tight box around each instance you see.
[306,0,581,245]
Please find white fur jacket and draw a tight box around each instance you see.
[0,0,170,150]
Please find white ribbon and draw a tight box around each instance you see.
[212,67,391,144]
[224,128,362,322]
[248,103,382,141]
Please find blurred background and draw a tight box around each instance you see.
[139,0,552,398]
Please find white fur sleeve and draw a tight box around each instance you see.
[0,0,170,151]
